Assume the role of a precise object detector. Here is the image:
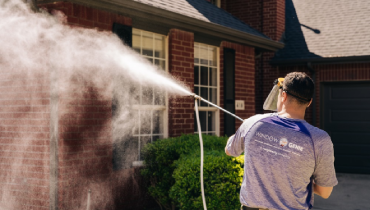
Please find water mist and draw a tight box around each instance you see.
[0,0,190,209]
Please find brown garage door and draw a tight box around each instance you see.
[321,82,370,174]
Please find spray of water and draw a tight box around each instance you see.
[0,0,191,209]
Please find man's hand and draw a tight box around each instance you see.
[313,183,333,199]
[225,135,234,156]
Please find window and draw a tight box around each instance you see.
[132,28,168,158]
[113,28,168,170]
[194,43,219,135]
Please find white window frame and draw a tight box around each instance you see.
[194,43,220,136]
[132,29,169,166]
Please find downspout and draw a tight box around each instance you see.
[307,62,316,126]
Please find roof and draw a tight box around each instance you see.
[132,0,269,39]
[273,0,370,62]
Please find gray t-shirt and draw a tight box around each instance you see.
[226,113,338,210]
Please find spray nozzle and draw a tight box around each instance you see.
[190,93,202,100]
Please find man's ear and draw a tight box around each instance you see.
[281,91,288,103]
[307,98,313,107]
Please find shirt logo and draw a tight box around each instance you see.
[279,138,288,147]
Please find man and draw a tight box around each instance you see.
[225,72,337,210]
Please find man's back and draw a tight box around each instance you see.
[226,113,337,210]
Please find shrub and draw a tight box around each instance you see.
[141,134,244,210]
[170,151,244,210]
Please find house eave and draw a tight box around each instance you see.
[270,55,370,66]
[37,0,284,51]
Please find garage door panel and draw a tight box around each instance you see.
[335,166,370,174]
[331,110,370,122]
[331,86,370,99]
[334,145,370,156]
[331,132,370,144]
[322,82,370,174]
[334,156,370,167]
[325,123,370,132]
[326,101,370,109]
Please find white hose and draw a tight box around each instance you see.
[194,99,207,210]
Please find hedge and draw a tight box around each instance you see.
[141,134,244,210]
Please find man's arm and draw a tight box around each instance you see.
[225,135,234,156]
[313,183,333,199]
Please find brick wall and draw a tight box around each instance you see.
[39,2,131,30]
[221,0,263,31]
[0,71,50,209]
[168,29,195,137]
[220,42,255,135]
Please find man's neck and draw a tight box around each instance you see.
[277,108,306,120]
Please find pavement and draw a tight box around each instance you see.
[312,173,370,210]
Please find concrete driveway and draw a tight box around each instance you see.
[312,173,370,210]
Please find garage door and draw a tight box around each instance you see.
[321,82,370,174]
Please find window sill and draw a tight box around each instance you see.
[132,161,144,167]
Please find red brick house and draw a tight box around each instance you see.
[0,0,368,209]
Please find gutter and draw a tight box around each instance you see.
[270,55,370,66]
[37,0,284,51]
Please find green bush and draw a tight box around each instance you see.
[170,151,244,210]
[141,134,244,210]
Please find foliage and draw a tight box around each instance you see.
[141,134,244,210]
[170,151,244,210]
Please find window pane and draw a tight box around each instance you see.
[152,110,163,134]
[142,31,153,56]
[200,45,208,65]
[209,46,217,67]
[154,59,165,70]
[140,110,151,134]
[132,33,141,53]
[130,86,140,105]
[194,44,199,64]
[208,111,215,132]
[210,68,217,86]
[194,66,199,85]
[140,136,151,160]
[133,110,139,135]
[154,87,165,105]
[199,111,207,131]
[200,87,208,106]
[154,35,165,58]
[147,58,153,64]
[210,88,217,104]
[200,66,208,86]
[142,86,153,105]
[153,135,162,142]
[194,86,199,96]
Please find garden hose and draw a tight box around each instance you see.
[193,94,243,210]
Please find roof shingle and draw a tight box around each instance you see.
[132,0,269,39]
[274,0,370,60]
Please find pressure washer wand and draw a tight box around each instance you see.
[191,93,244,122]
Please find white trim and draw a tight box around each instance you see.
[163,35,169,138]
[215,47,220,136]
[132,161,144,167]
